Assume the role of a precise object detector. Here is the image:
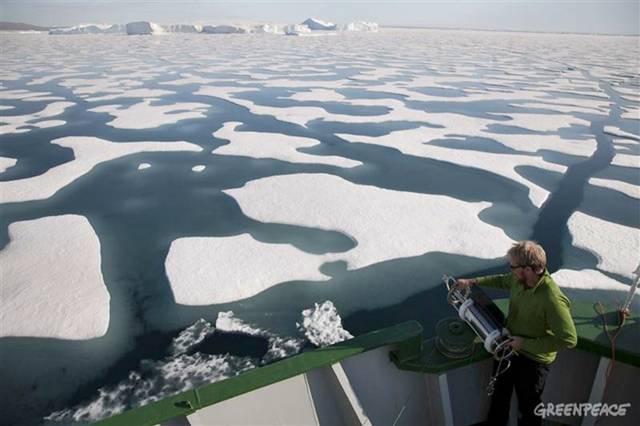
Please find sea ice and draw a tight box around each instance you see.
[0,215,109,339]
[611,150,640,168]
[165,233,331,305]
[224,173,513,270]
[212,121,362,167]
[553,269,639,310]
[85,88,175,102]
[89,100,210,129]
[0,101,73,134]
[589,177,640,200]
[0,156,17,173]
[567,211,640,279]
[298,301,353,347]
[604,125,640,142]
[337,128,566,207]
[0,137,202,203]
[0,89,57,100]
[170,318,216,355]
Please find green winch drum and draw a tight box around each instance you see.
[434,317,476,359]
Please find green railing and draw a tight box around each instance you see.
[392,299,640,373]
[96,320,423,426]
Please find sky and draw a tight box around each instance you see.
[0,0,639,35]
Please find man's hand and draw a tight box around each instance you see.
[456,278,477,289]
[509,336,524,351]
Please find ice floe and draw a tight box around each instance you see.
[589,177,640,200]
[604,125,640,142]
[567,211,640,280]
[0,137,202,203]
[0,156,17,173]
[89,100,209,129]
[224,174,513,270]
[212,121,362,167]
[336,128,567,207]
[0,89,60,100]
[170,318,216,355]
[553,269,638,310]
[165,233,330,305]
[611,150,639,168]
[0,215,109,339]
[298,301,353,347]
[0,101,73,134]
[85,88,175,102]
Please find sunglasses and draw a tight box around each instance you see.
[510,264,530,270]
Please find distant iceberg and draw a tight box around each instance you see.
[342,21,379,32]
[202,24,248,34]
[49,23,125,35]
[251,23,284,35]
[284,24,312,36]
[162,24,202,33]
[47,18,378,36]
[126,21,165,35]
[302,18,337,31]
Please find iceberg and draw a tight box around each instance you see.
[202,24,248,34]
[162,24,202,33]
[342,21,379,32]
[125,21,165,35]
[302,18,337,31]
[251,23,284,34]
[46,19,378,36]
[49,23,125,35]
[284,24,311,36]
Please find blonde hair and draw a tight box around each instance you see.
[507,241,547,270]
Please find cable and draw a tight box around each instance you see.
[594,302,626,397]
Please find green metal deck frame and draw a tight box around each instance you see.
[392,299,640,373]
[96,320,423,426]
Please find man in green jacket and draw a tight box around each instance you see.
[457,241,577,426]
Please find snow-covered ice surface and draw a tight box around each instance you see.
[0,29,638,425]
[298,301,353,346]
[0,215,110,339]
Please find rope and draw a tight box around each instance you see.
[594,302,626,398]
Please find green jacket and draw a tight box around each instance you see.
[477,270,577,364]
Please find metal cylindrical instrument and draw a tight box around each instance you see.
[443,275,515,361]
